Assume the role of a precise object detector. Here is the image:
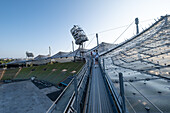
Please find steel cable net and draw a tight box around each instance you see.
[100,15,170,113]
[102,15,170,78]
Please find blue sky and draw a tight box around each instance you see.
[0,0,169,58]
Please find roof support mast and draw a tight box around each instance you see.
[49,46,51,57]
[96,33,99,47]
[135,17,142,60]
[135,18,139,34]
[72,41,74,52]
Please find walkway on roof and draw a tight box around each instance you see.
[87,64,114,113]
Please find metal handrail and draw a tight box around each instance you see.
[63,61,91,113]
[98,58,123,113]
[46,62,86,113]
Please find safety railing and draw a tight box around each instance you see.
[46,60,88,113]
[63,60,92,113]
[98,58,129,113]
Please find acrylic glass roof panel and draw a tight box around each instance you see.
[100,15,170,113]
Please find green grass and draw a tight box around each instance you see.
[50,62,84,84]
[13,61,85,85]
[1,68,19,80]
[16,66,34,79]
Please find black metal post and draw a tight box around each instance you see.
[74,74,78,112]
[96,33,99,46]
[119,73,126,113]
[103,59,105,74]
[135,18,139,34]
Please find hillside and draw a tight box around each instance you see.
[1,61,85,85]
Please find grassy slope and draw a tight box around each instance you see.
[15,61,84,85]
[1,68,19,80]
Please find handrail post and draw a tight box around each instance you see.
[102,58,105,74]
[74,74,78,113]
[119,73,126,113]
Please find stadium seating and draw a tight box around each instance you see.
[14,61,84,85]
[1,68,19,80]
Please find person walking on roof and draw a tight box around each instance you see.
[92,50,96,65]
[95,50,99,64]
